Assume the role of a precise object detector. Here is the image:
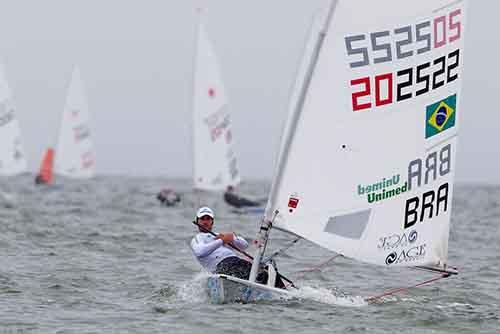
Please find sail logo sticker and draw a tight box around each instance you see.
[385,244,426,265]
[204,108,230,142]
[358,174,407,204]
[288,194,300,213]
[377,230,418,251]
[426,94,456,138]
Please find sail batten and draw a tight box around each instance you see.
[192,18,241,191]
[267,0,468,268]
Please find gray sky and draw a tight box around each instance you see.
[1,0,498,184]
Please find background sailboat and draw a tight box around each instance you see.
[35,148,54,184]
[36,66,95,184]
[0,62,27,176]
[191,15,241,194]
[55,66,95,179]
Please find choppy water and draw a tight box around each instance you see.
[0,176,498,333]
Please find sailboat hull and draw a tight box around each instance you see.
[206,274,291,304]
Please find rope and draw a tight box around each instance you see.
[364,273,450,303]
[284,254,343,288]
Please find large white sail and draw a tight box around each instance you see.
[0,63,27,176]
[267,0,468,268]
[192,19,241,191]
[55,66,95,178]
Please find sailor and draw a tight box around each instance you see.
[156,188,181,206]
[223,185,262,209]
[190,206,285,288]
[34,174,48,185]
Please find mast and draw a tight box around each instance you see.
[249,0,339,283]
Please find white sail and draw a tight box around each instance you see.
[192,19,241,191]
[276,13,324,169]
[267,0,468,268]
[55,66,95,178]
[0,63,27,176]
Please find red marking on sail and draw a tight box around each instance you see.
[288,196,299,213]
[208,88,216,98]
[288,197,299,209]
[37,148,54,184]
[71,109,79,118]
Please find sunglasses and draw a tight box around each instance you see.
[199,215,213,221]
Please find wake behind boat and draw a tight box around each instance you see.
[204,0,468,304]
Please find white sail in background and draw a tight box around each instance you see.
[0,63,27,176]
[55,66,95,178]
[266,0,468,268]
[192,19,241,191]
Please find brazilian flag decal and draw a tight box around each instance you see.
[426,94,457,139]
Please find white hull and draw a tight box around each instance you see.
[206,274,292,304]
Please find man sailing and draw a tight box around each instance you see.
[190,206,285,288]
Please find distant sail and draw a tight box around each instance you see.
[36,148,54,184]
[54,66,96,178]
[266,0,468,268]
[192,19,241,191]
[0,63,27,176]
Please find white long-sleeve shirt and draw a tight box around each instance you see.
[190,232,249,273]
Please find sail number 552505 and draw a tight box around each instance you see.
[344,9,462,68]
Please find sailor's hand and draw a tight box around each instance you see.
[220,233,235,244]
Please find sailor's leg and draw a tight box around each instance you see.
[215,257,252,279]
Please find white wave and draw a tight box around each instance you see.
[287,285,368,307]
[435,302,474,309]
[175,272,212,304]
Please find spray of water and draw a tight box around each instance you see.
[176,272,212,303]
[287,285,367,307]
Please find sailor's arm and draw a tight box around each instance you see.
[231,234,249,249]
[190,235,223,257]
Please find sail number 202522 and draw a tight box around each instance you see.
[350,49,459,111]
